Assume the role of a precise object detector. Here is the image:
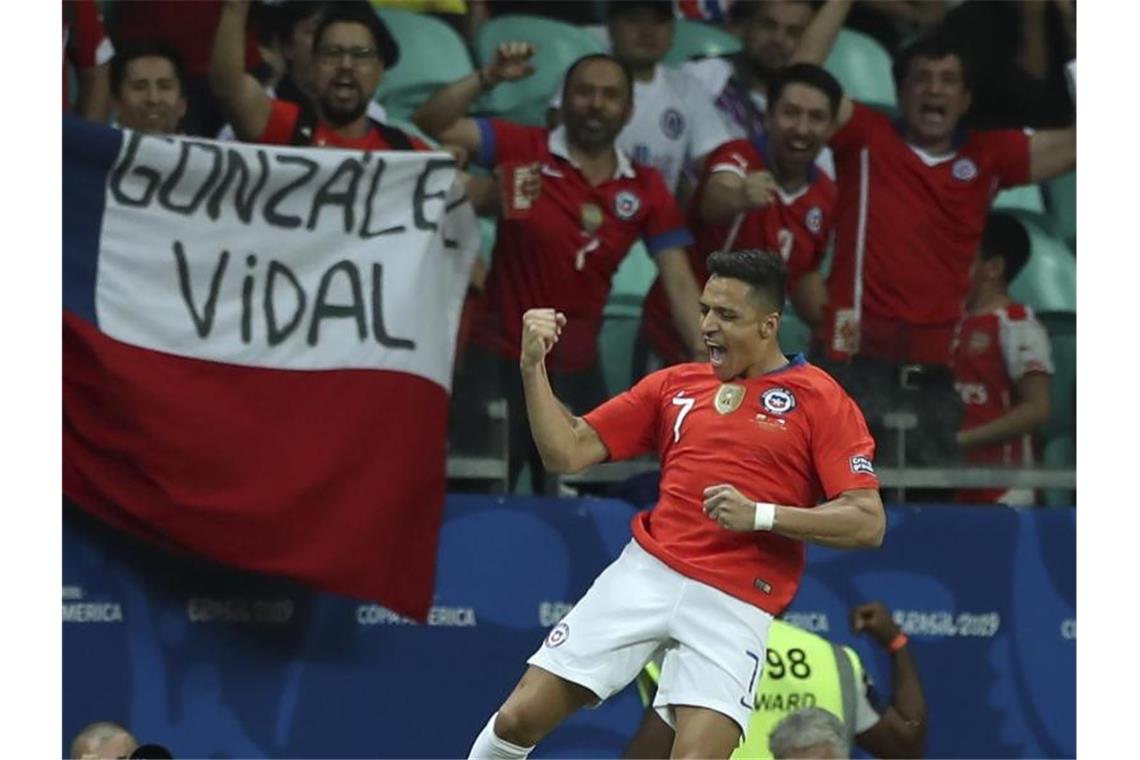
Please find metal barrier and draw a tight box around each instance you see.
[446,455,1077,500]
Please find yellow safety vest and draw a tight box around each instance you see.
[370,0,468,13]
[638,620,865,759]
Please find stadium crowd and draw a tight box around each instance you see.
[63,0,1077,506]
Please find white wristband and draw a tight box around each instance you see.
[753,502,776,532]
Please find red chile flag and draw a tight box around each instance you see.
[62,117,478,620]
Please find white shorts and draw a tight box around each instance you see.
[527,539,773,735]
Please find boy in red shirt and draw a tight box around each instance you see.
[952,213,1054,505]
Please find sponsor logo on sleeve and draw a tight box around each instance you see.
[850,455,875,474]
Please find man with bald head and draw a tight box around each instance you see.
[69,721,138,760]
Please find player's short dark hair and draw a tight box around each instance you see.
[729,0,818,25]
[980,213,1031,284]
[562,53,635,105]
[110,40,187,97]
[606,0,674,22]
[276,1,329,45]
[768,63,843,118]
[707,249,788,313]
[313,1,399,68]
[893,32,973,92]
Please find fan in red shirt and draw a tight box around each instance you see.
[463,249,883,759]
[790,0,1075,467]
[413,48,705,491]
[952,213,1053,505]
[641,63,839,369]
[210,0,427,151]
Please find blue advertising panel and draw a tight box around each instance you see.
[63,497,1074,758]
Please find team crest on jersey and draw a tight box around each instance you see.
[952,157,978,181]
[760,387,797,415]
[850,455,875,475]
[660,108,685,139]
[805,206,823,234]
[968,331,991,354]
[545,622,569,648]
[614,190,642,220]
[715,383,746,414]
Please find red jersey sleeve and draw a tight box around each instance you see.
[829,101,888,159]
[640,168,694,255]
[257,100,301,145]
[704,138,755,179]
[977,128,1032,189]
[68,0,113,68]
[582,370,667,461]
[809,383,880,498]
[473,118,547,167]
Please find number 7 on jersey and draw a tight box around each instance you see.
[671,392,695,442]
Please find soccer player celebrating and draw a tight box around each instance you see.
[466,250,884,759]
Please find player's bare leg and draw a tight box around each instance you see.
[467,665,598,758]
[670,705,742,759]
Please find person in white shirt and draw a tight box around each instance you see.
[683,0,818,141]
[548,0,734,196]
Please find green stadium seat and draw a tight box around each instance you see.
[1007,211,1076,314]
[779,308,812,356]
[478,216,497,264]
[1044,171,1076,250]
[607,241,657,317]
[1037,313,1075,441]
[823,29,896,106]
[599,312,641,396]
[375,8,474,122]
[993,184,1046,214]
[1040,435,1075,506]
[664,20,742,65]
[601,242,657,394]
[474,15,605,126]
[384,117,438,146]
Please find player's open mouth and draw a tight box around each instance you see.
[707,344,726,366]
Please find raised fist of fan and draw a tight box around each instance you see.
[520,308,566,370]
[483,41,537,88]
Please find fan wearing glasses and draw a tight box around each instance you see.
[210,0,429,151]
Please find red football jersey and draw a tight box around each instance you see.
[823,103,1031,365]
[952,303,1053,502]
[472,120,691,372]
[584,357,878,615]
[641,137,835,365]
[257,100,432,151]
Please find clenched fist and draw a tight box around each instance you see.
[520,308,566,370]
[702,484,758,532]
[851,601,902,648]
[483,41,537,88]
[743,170,777,209]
